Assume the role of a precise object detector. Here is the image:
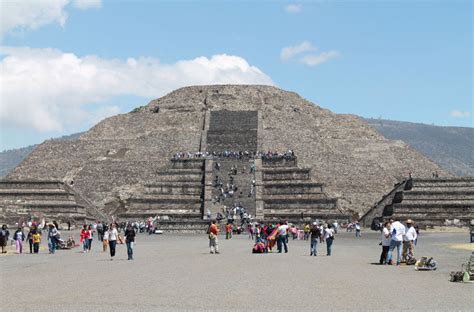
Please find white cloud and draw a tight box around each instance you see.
[302,51,341,66]
[0,0,102,39]
[285,4,302,13]
[280,41,316,61]
[0,46,274,132]
[450,110,471,118]
[72,0,102,10]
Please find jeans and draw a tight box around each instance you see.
[126,241,134,259]
[277,235,288,253]
[310,238,318,256]
[33,243,40,253]
[29,239,33,253]
[83,239,89,251]
[88,238,93,251]
[386,240,402,264]
[355,230,361,238]
[15,240,23,253]
[48,238,56,254]
[326,237,334,256]
[109,240,117,257]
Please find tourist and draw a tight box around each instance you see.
[385,218,405,265]
[87,224,93,251]
[355,222,361,238]
[96,221,104,241]
[208,220,220,254]
[103,227,109,252]
[32,229,41,253]
[402,219,417,263]
[310,222,322,256]
[225,223,232,239]
[290,225,298,240]
[80,225,89,253]
[0,225,9,253]
[304,223,310,240]
[277,221,289,253]
[13,227,25,254]
[27,227,34,253]
[47,223,59,254]
[248,223,254,240]
[380,222,391,264]
[324,224,335,256]
[125,224,136,260]
[108,223,119,260]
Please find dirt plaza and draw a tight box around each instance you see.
[1,230,472,311]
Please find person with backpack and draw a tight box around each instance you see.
[13,227,25,254]
[355,222,361,238]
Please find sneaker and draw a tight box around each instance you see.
[215,251,220,254]
[210,251,214,254]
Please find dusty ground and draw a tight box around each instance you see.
[0,230,473,311]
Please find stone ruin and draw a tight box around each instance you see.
[2,84,464,229]
[361,177,474,228]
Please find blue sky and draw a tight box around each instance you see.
[0,0,472,151]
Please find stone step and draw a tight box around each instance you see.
[413,178,474,183]
[170,158,205,170]
[0,189,75,201]
[263,211,349,221]
[264,202,338,211]
[262,158,297,168]
[394,202,474,209]
[390,214,474,223]
[411,186,474,192]
[263,194,328,200]
[130,194,201,201]
[118,210,202,219]
[0,180,64,190]
[394,208,473,215]
[399,199,474,205]
[403,192,474,200]
[262,168,311,181]
[263,182,324,195]
[145,184,202,196]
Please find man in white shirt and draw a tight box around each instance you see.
[385,218,405,265]
[277,221,289,253]
[402,219,417,262]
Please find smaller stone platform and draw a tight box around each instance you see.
[0,180,87,225]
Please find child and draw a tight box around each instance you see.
[32,230,41,253]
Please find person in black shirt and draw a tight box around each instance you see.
[1,225,10,254]
[310,222,322,256]
[125,224,136,260]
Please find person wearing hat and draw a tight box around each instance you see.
[310,222,322,256]
[402,219,417,263]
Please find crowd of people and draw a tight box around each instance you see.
[379,218,419,265]
[0,220,137,261]
[172,149,296,161]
